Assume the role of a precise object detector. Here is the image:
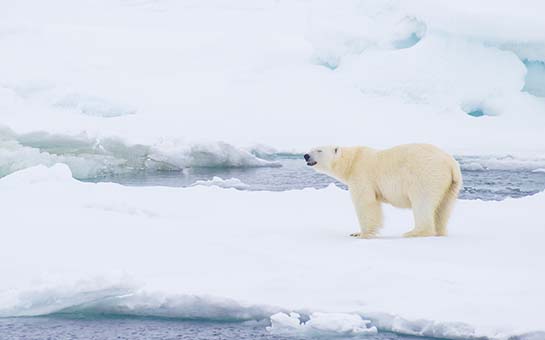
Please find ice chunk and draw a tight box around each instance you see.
[460,162,485,171]
[149,141,280,169]
[267,312,377,336]
[192,177,249,190]
[268,312,303,332]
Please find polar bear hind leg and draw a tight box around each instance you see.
[404,199,438,237]
[434,172,462,236]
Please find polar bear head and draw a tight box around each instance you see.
[304,146,359,183]
[304,145,341,173]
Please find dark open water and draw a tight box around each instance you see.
[0,316,438,340]
[86,157,545,201]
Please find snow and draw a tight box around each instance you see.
[1,164,544,339]
[1,0,545,170]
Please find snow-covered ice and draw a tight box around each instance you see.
[457,155,545,172]
[1,0,545,169]
[0,164,544,339]
[0,127,279,178]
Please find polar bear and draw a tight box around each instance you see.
[304,144,462,238]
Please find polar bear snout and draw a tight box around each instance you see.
[304,154,317,166]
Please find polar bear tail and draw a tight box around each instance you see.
[434,161,462,236]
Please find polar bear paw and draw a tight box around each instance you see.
[350,232,377,239]
[403,229,436,238]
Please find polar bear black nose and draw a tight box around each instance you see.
[304,154,310,161]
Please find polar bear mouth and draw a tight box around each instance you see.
[306,161,317,166]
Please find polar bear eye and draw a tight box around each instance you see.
[317,150,322,153]
[334,147,338,154]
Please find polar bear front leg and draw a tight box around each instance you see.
[349,189,383,239]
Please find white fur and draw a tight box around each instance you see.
[306,144,462,238]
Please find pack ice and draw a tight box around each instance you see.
[1,0,545,176]
[0,164,544,339]
[1,1,545,339]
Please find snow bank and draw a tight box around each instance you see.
[0,128,279,179]
[1,165,544,339]
[1,284,276,322]
[0,0,544,159]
